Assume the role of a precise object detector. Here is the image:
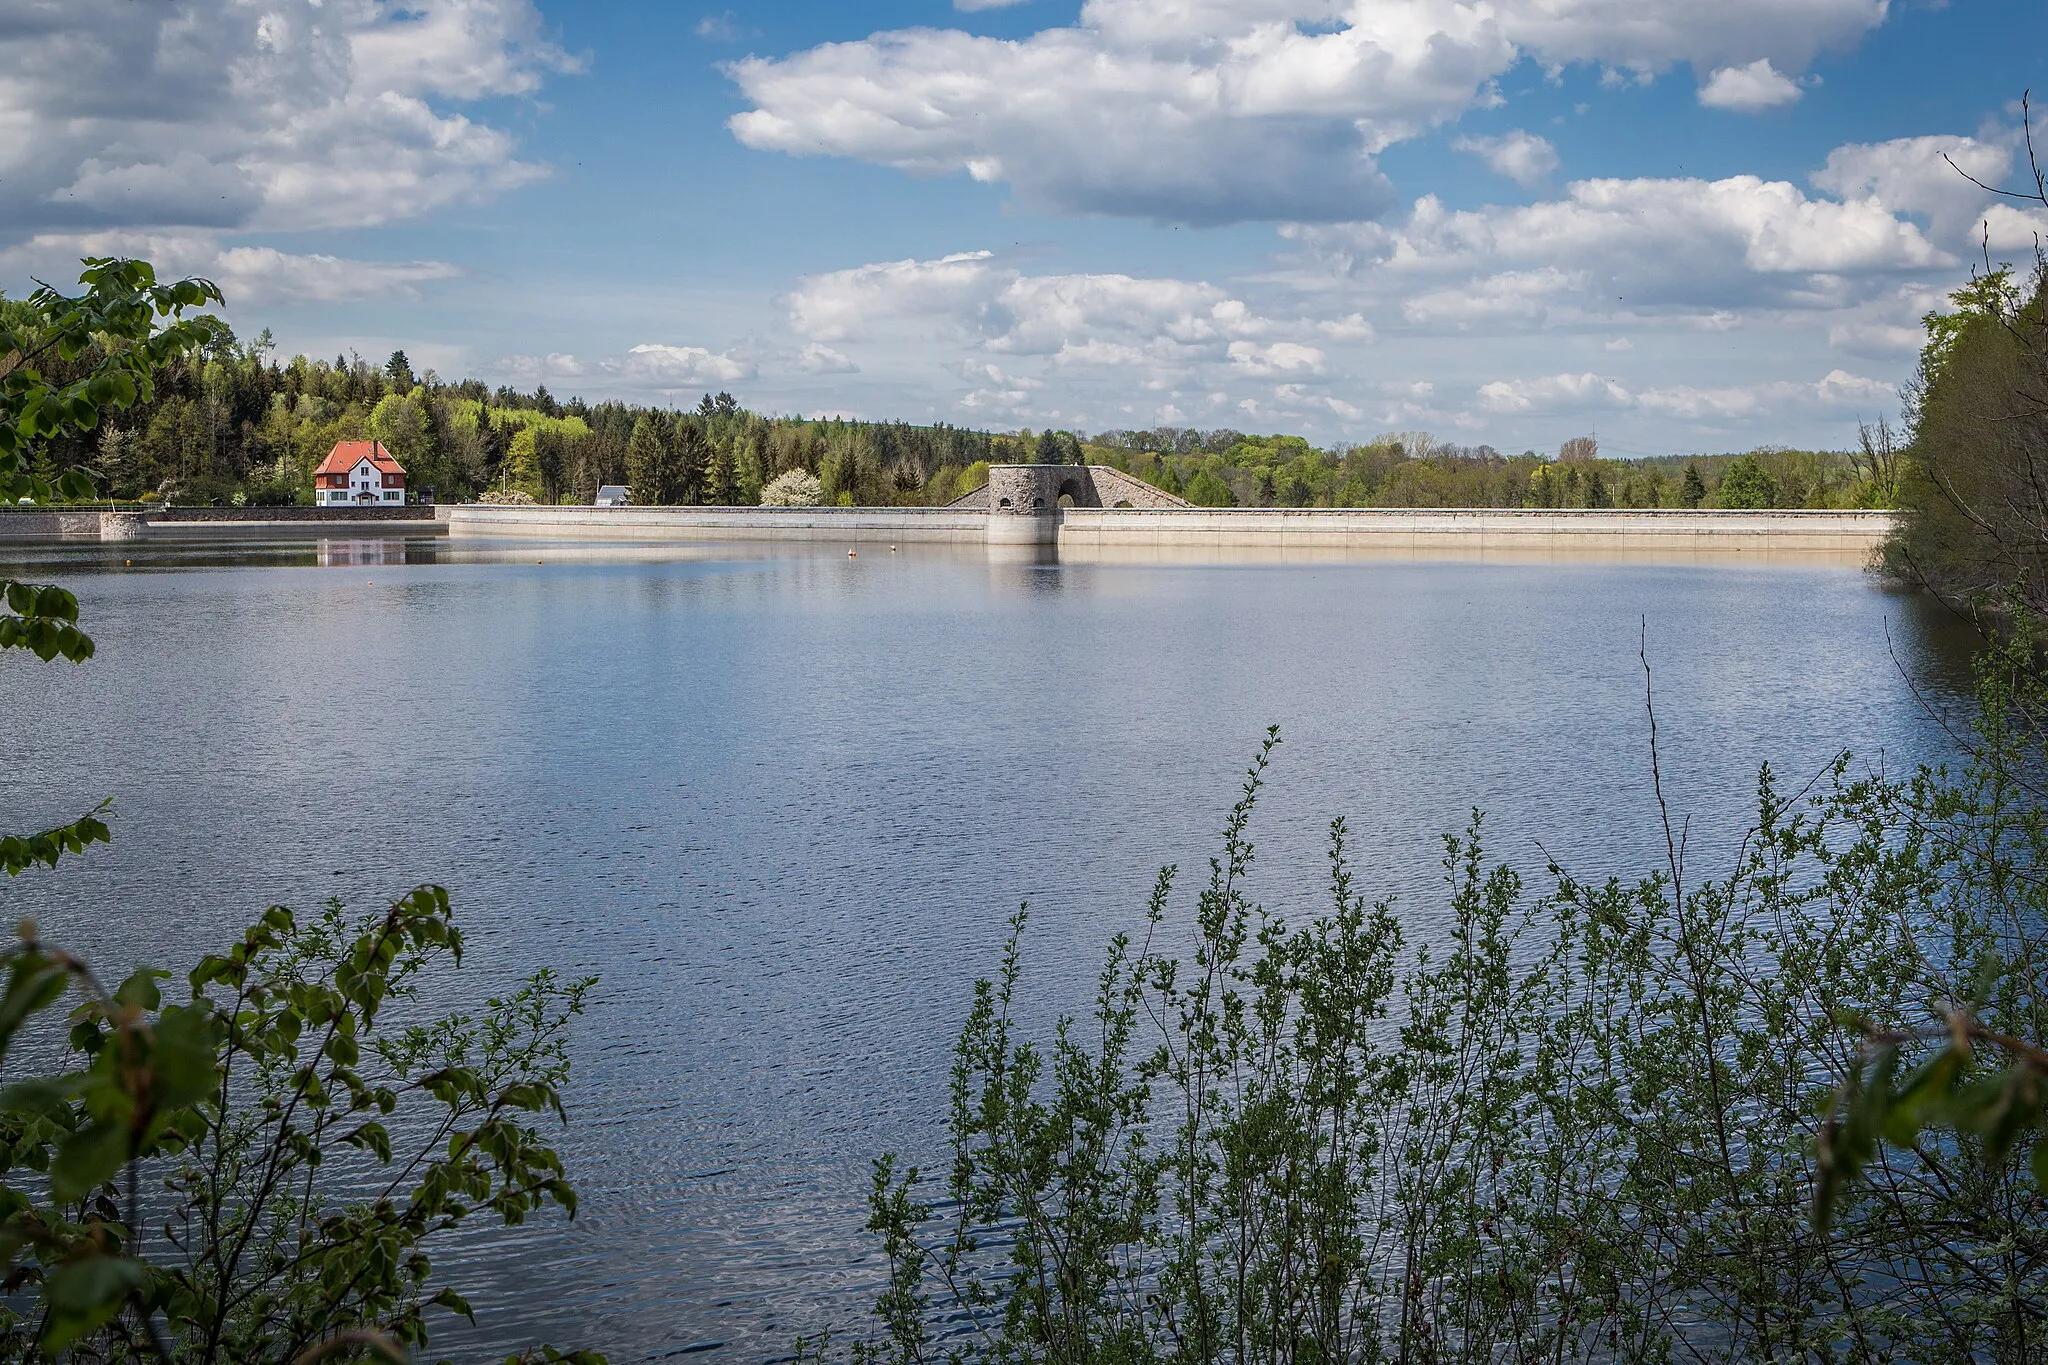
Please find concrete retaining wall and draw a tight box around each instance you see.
[144,505,438,524]
[1059,507,1892,564]
[0,509,115,540]
[445,503,1892,562]
[446,504,989,542]
[0,506,445,542]
[1,498,1899,562]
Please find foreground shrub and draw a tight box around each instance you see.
[0,889,598,1364]
[833,637,2048,1365]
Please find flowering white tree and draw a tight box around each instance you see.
[759,468,823,506]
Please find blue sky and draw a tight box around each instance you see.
[4,0,2046,454]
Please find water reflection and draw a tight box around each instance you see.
[0,538,1976,1363]
[314,537,421,568]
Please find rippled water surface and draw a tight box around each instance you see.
[0,536,1975,1361]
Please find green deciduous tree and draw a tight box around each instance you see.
[0,258,227,505]
[501,427,544,500]
[1878,106,2048,610]
[1717,453,1778,508]
[1884,267,2048,610]
[1184,468,1236,507]
[734,432,766,506]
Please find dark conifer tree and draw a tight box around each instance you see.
[674,414,708,504]
[1681,462,1707,508]
[705,441,736,506]
[625,414,668,505]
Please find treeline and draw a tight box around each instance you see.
[1083,430,1885,509]
[17,327,1003,506]
[13,316,1887,509]
[1884,263,2048,611]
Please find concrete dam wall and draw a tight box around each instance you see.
[442,468,1893,565]
[0,468,1895,565]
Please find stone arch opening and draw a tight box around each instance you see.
[1057,493,1076,509]
[1113,499,1134,508]
[1032,496,1045,509]
[998,496,1012,509]
[1056,476,1088,508]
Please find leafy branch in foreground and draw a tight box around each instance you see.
[0,890,601,1364]
[1,256,228,506]
[1,257,227,666]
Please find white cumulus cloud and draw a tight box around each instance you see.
[1289,170,1950,322]
[209,247,464,305]
[1228,340,1327,375]
[796,344,860,374]
[786,252,1285,364]
[623,344,757,386]
[1698,58,1802,111]
[729,0,1890,225]
[1477,372,1632,413]
[0,232,463,308]
[1452,130,1560,187]
[0,0,579,240]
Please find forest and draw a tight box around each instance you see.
[6,317,1888,512]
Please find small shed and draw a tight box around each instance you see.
[595,485,631,507]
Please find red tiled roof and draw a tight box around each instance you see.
[315,440,406,477]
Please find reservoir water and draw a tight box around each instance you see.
[0,536,1975,1361]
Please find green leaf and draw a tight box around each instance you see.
[40,1255,145,1353]
[431,1286,476,1323]
[153,1004,222,1106]
[50,1120,129,1204]
[0,961,72,1052]
[342,1120,394,1163]
[0,1076,82,1120]
[115,968,165,1012]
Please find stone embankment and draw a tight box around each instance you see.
[0,506,443,542]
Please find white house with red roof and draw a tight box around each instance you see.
[314,440,407,506]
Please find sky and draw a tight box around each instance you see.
[3,1,2046,456]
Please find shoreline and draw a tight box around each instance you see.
[0,503,1894,568]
